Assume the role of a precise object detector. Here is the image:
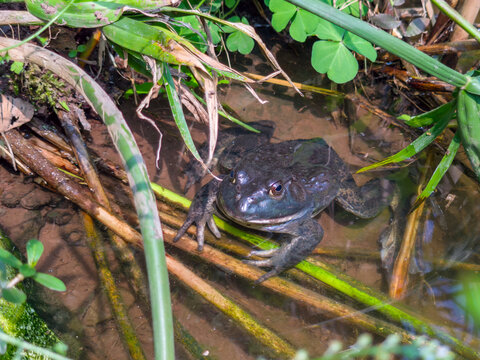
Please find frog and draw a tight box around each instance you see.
[175,121,389,283]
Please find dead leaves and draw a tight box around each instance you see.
[0,94,34,133]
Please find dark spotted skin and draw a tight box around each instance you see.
[175,124,389,282]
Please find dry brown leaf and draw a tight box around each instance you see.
[0,94,34,132]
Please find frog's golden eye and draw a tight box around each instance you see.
[269,182,283,197]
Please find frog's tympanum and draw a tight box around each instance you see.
[175,121,389,283]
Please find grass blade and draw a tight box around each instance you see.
[398,100,456,128]
[357,113,452,173]
[162,63,204,163]
[415,132,461,205]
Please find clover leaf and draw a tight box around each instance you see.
[224,17,255,55]
[311,40,358,83]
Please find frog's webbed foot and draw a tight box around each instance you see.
[337,177,393,219]
[244,219,324,283]
[174,179,222,250]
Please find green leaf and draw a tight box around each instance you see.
[33,272,66,291]
[59,100,70,111]
[225,0,236,8]
[287,0,478,93]
[26,239,44,267]
[457,89,480,179]
[314,17,345,41]
[226,30,255,54]
[343,32,376,62]
[52,342,69,355]
[26,0,125,28]
[311,41,358,83]
[207,22,222,45]
[26,0,168,28]
[415,132,461,204]
[162,63,203,164]
[10,61,24,75]
[124,82,155,100]
[0,249,22,269]
[2,288,26,304]
[461,272,480,329]
[357,112,452,172]
[19,264,36,278]
[289,9,320,42]
[103,17,195,66]
[269,0,297,32]
[398,100,456,128]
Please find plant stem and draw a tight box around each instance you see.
[6,273,24,289]
[0,332,70,360]
[431,0,480,43]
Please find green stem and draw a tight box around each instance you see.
[431,0,480,43]
[285,0,480,95]
[223,0,242,18]
[0,332,70,360]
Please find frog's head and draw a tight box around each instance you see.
[217,166,314,229]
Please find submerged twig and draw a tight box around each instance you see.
[83,214,146,360]
[166,253,297,359]
[3,129,143,247]
[389,152,432,299]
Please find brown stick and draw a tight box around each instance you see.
[83,213,146,360]
[450,0,480,41]
[389,152,432,299]
[4,129,143,247]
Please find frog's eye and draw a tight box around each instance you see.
[229,170,236,184]
[269,182,283,197]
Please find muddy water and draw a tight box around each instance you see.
[1,59,480,359]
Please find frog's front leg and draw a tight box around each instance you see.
[244,219,324,283]
[174,178,222,250]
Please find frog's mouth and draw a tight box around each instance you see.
[217,194,309,228]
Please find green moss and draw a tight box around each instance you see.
[0,229,61,359]
[11,64,71,109]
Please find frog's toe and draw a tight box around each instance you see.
[255,269,283,284]
[195,222,206,251]
[243,258,274,267]
[206,217,221,238]
[174,219,193,242]
[248,248,279,258]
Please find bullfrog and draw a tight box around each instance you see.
[175,122,389,282]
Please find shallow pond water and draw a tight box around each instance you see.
[1,50,480,359]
